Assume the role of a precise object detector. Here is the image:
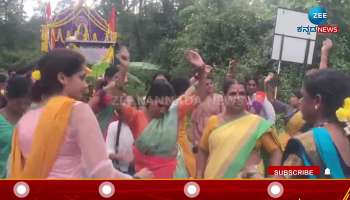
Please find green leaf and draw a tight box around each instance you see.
[129,62,161,71]
[90,62,110,78]
[128,72,143,84]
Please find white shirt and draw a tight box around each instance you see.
[106,121,134,172]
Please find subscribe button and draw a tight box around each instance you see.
[268,166,320,176]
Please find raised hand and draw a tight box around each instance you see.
[118,46,130,68]
[103,80,116,91]
[204,64,213,74]
[185,50,206,69]
[229,59,239,70]
[264,72,274,84]
[321,38,333,52]
[320,38,333,69]
[226,59,239,80]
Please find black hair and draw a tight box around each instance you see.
[292,90,303,99]
[152,72,171,82]
[170,78,190,97]
[15,60,38,75]
[304,69,350,123]
[146,79,176,102]
[32,49,85,102]
[95,66,120,91]
[223,79,245,95]
[245,74,259,86]
[104,66,119,80]
[6,75,32,99]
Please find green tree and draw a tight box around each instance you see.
[0,0,41,70]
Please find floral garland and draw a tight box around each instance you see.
[336,97,350,135]
[32,70,41,81]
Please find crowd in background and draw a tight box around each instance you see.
[0,38,350,179]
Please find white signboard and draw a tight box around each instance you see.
[275,8,317,40]
[272,35,315,64]
[272,8,317,65]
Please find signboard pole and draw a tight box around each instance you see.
[300,39,311,82]
[272,8,317,99]
[274,35,285,99]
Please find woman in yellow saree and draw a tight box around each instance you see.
[197,80,282,179]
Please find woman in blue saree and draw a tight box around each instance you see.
[283,69,350,178]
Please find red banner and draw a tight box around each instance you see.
[268,166,321,176]
[45,2,51,21]
[108,6,116,32]
[1,180,350,199]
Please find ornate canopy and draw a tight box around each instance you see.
[41,5,117,64]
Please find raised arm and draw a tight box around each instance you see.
[88,47,130,110]
[115,46,130,88]
[176,50,211,119]
[185,50,211,100]
[319,38,333,69]
[263,72,275,101]
[100,47,130,96]
[225,59,239,81]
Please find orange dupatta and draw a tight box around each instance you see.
[9,96,75,179]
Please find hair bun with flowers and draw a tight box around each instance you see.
[31,70,41,81]
[336,97,350,136]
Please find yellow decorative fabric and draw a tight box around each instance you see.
[93,33,98,41]
[9,96,75,179]
[102,46,115,64]
[41,25,49,52]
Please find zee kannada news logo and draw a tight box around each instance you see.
[297,6,339,34]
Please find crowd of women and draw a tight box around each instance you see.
[0,38,350,179]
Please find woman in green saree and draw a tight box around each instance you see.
[283,69,350,178]
[197,79,282,179]
[89,49,209,178]
[0,76,32,178]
